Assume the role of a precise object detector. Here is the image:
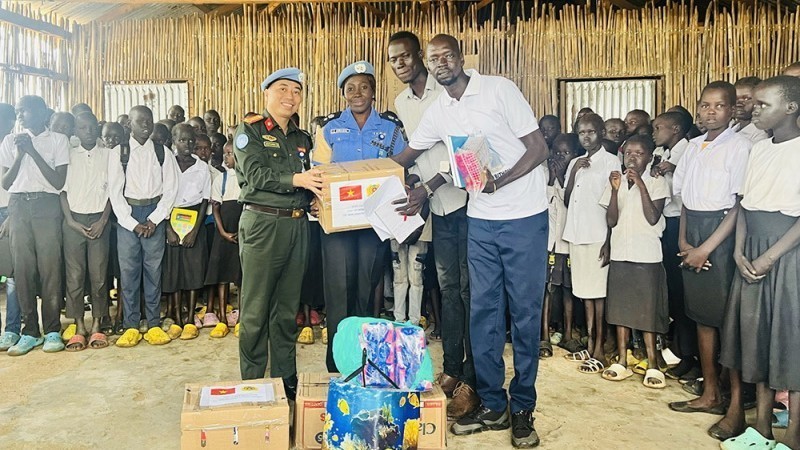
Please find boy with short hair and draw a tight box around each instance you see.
[61,111,112,350]
[108,105,179,347]
[733,76,769,143]
[604,118,626,147]
[668,81,752,416]
[203,109,222,135]
[539,115,561,149]
[624,109,651,138]
[167,105,185,124]
[50,112,75,138]
[0,95,69,356]
[187,116,207,136]
[150,123,172,150]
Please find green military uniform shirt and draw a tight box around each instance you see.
[233,111,312,209]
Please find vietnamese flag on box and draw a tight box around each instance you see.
[210,387,236,395]
[339,185,363,201]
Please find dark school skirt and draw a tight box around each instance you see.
[162,203,209,293]
[547,252,572,289]
[204,200,242,286]
[683,208,736,328]
[607,261,669,334]
[720,210,800,391]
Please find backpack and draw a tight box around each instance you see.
[120,142,165,174]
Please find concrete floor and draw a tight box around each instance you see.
[0,302,749,450]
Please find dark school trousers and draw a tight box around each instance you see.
[117,203,165,330]
[63,211,110,321]
[8,193,63,337]
[321,228,387,373]
[238,209,308,380]
[662,216,697,358]
[468,212,548,414]
[432,206,475,387]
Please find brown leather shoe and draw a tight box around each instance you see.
[437,373,460,398]
[447,382,481,420]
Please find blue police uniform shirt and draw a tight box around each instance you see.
[321,108,406,163]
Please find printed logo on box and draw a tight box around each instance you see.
[304,401,325,408]
[420,422,437,435]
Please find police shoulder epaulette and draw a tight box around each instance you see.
[244,114,264,124]
[380,111,404,128]
[319,111,342,127]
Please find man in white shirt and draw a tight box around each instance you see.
[392,34,549,448]
[108,105,179,347]
[0,103,21,353]
[0,95,69,356]
[388,31,478,419]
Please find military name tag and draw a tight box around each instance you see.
[263,141,281,148]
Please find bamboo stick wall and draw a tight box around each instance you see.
[0,3,73,110]
[6,1,800,128]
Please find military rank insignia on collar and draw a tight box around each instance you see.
[264,116,276,131]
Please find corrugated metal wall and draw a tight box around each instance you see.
[103,81,189,121]
[563,79,657,128]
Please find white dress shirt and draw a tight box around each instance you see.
[175,154,211,208]
[735,122,770,144]
[547,180,570,254]
[211,167,241,204]
[673,127,751,211]
[395,75,467,217]
[653,138,689,218]
[63,143,110,214]
[600,174,671,263]
[562,148,621,245]
[107,139,179,232]
[409,70,545,221]
[0,130,70,194]
[741,136,800,217]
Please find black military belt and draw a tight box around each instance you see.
[126,195,161,206]
[245,204,305,219]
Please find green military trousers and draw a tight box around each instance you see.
[238,208,309,380]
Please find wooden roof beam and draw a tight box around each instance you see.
[95,3,141,22]
[475,0,494,11]
[604,0,646,8]
[5,0,411,3]
[0,7,71,39]
[208,4,243,16]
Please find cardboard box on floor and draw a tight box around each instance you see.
[181,378,290,450]
[293,373,447,450]
[316,158,405,234]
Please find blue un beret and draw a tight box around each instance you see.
[260,67,305,91]
[337,61,375,89]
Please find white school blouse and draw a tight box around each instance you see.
[673,127,751,211]
[600,174,670,263]
[547,179,570,254]
[562,148,621,245]
[653,138,689,218]
[741,136,800,217]
[174,154,211,208]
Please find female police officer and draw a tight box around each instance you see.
[313,61,407,372]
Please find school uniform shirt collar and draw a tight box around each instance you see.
[690,126,737,149]
[402,74,441,101]
[442,69,482,105]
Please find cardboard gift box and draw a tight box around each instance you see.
[180,378,290,450]
[294,373,446,450]
[316,158,405,234]
[294,373,339,450]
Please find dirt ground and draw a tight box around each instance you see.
[0,298,752,450]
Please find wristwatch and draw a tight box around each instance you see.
[421,182,434,198]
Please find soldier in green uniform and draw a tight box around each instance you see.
[234,67,323,400]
